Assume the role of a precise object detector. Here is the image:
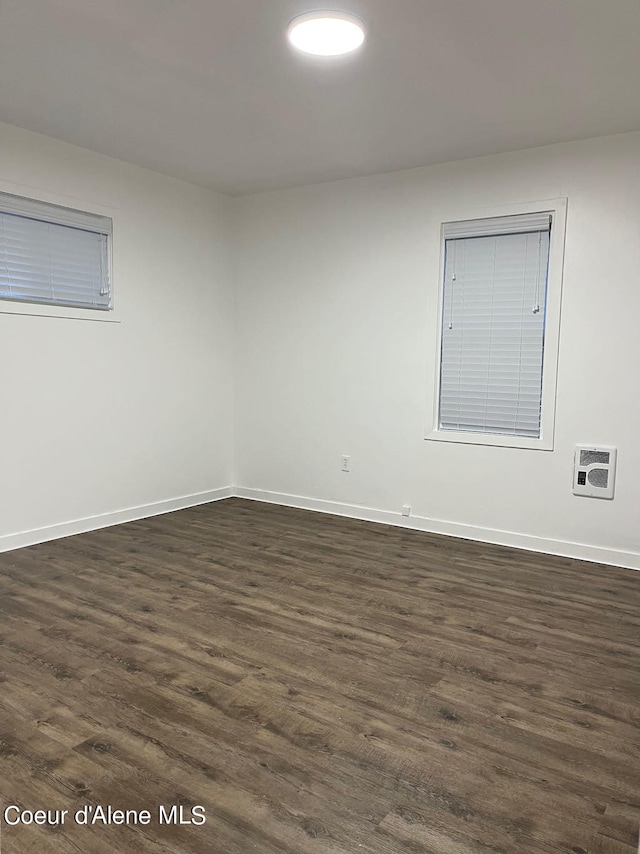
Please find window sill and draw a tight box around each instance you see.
[424,428,554,451]
[0,301,121,323]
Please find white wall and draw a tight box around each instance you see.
[2,122,638,569]
[233,132,640,569]
[0,121,234,548]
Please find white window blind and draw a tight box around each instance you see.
[0,191,112,310]
[439,213,552,438]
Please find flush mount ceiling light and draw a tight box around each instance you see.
[287,11,365,57]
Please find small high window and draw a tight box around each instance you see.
[0,191,112,311]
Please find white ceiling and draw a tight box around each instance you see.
[1,0,639,196]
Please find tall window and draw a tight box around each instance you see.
[427,202,566,450]
[0,191,112,311]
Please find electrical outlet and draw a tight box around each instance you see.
[402,505,411,517]
[341,455,351,473]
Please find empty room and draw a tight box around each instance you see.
[0,1,639,852]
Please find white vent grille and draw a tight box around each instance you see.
[588,468,609,489]
[580,450,610,467]
[573,446,617,499]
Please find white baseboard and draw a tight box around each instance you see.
[2,484,638,572]
[234,487,640,572]
[0,486,233,554]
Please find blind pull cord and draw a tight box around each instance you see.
[532,232,543,314]
[449,273,456,329]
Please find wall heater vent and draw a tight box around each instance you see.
[573,446,617,499]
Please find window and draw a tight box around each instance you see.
[0,191,112,311]
[426,200,566,450]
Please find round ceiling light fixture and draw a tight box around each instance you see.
[287,11,365,57]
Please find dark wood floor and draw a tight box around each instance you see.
[0,498,638,853]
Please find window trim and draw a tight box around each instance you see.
[424,198,567,451]
[0,180,119,323]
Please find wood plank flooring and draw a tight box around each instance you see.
[0,497,638,853]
